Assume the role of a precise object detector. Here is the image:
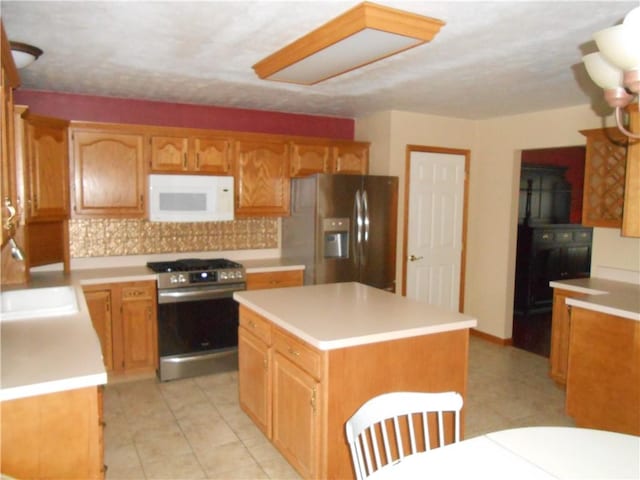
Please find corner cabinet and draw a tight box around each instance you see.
[70,125,146,218]
[234,138,290,216]
[622,106,639,237]
[82,281,157,375]
[149,133,233,175]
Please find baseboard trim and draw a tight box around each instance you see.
[471,328,513,346]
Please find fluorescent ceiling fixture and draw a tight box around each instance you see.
[252,2,445,85]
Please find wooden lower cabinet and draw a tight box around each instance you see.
[272,352,322,479]
[83,281,157,374]
[237,305,469,479]
[549,288,586,385]
[238,325,271,435]
[566,307,640,435]
[246,269,304,290]
[1,386,104,479]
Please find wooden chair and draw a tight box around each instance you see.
[345,391,464,480]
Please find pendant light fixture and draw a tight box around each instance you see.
[582,6,640,139]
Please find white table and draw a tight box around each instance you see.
[368,427,640,479]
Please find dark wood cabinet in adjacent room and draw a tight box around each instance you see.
[514,224,592,316]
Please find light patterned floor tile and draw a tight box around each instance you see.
[141,452,206,480]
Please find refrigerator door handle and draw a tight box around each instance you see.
[362,189,370,264]
[354,189,363,265]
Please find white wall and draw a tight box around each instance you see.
[356,103,640,340]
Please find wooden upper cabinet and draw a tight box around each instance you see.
[290,141,332,177]
[333,141,369,175]
[622,106,639,238]
[22,114,70,221]
[234,138,290,217]
[580,127,627,228]
[70,126,146,218]
[149,133,233,175]
[290,140,370,177]
[1,20,20,247]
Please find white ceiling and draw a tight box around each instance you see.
[1,1,636,120]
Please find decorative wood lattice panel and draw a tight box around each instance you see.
[581,128,628,228]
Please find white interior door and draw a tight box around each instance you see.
[406,150,466,311]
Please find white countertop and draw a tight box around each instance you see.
[0,284,107,402]
[233,282,477,350]
[549,277,640,321]
[0,257,304,402]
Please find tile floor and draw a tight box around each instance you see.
[104,337,575,479]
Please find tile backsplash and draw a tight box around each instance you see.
[69,218,278,258]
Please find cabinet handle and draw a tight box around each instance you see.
[183,153,188,169]
[248,320,257,329]
[196,153,200,169]
[263,357,268,371]
[310,386,317,414]
[3,197,17,230]
[33,193,38,210]
[140,194,143,209]
[287,347,301,357]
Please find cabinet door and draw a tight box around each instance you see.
[71,129,145,217]
[622,108,639,237]
[193,136,233,174]
[333,143,369,175]
[272,352,321,479]
[290,142,331,177]
[149,135,190,172]
[1,26,19,247]
[84,288,114,372]
[238,327,271,436]
[120,282,157,371]
[549,290,573,385]
[24,115,70,221]
[234,139,290,216]
[564,245,591,278]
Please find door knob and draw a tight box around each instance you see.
[409,255,423,262]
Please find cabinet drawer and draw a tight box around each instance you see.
[533,230,555,243]
[239,306,272,344]
[273,328,321,380]
[573,230,592,242]
[246,270,304,290]
[555,231,573,243]
[121,283,155,300]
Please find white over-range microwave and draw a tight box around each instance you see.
[148,174,234,222]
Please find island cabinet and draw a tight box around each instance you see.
[1,386,104,479]
[70,124,146,218]
[234,137,290,217]
[236,283,473,480]
[149,133,233,175]
[82,281,158,374]
[548,288,587,385]
[565,306,639,435]
[246,269,304,290]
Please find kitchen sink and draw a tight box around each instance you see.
[0,286,78,321]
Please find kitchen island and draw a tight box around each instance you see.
[233,282,477,480]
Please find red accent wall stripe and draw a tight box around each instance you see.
[13,89,355,139]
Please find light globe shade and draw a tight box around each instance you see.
[593,22,640,71]
[583,52,624,89]
[623,6,640,26]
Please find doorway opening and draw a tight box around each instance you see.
[512,145,590,357]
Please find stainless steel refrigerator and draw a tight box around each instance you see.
[281,174,398,292]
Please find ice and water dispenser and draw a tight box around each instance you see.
[322,218,349,259]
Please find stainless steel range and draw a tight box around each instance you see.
[146,258,245,382]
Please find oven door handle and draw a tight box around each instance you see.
[158,285,244,304]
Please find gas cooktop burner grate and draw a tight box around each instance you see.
[147,258,243,273]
